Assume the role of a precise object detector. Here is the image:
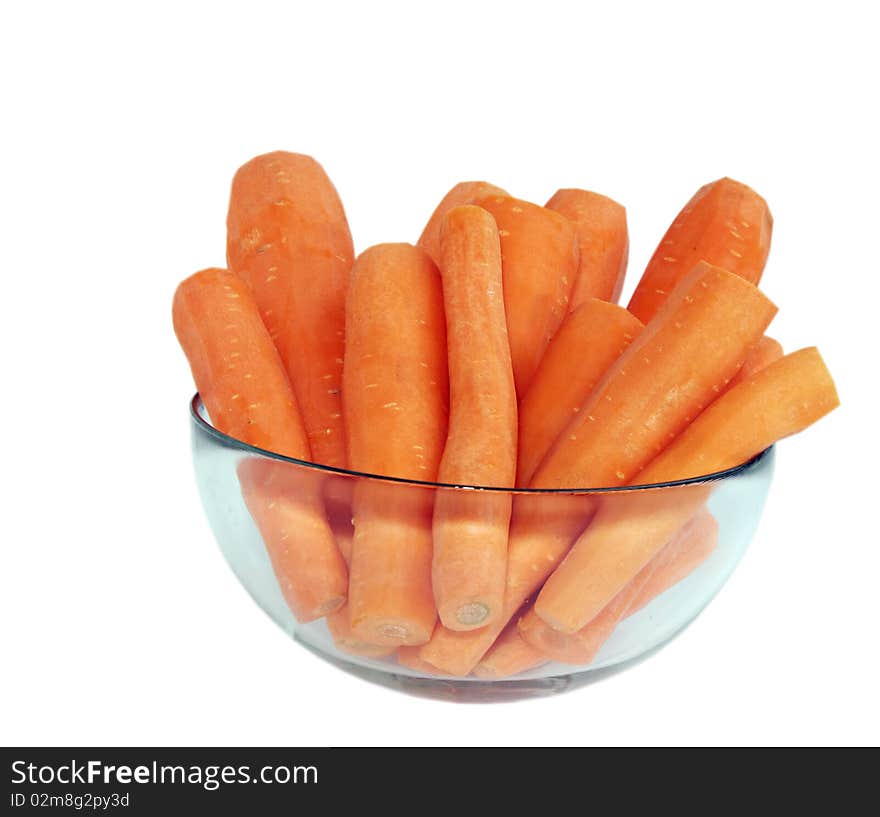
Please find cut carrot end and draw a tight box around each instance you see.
[351,617,433,648]
[455,603,490,628]
[334,638,396,660]
[379,623,411,640]
[316,595,346,617]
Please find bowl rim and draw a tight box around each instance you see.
[190,393,773,495]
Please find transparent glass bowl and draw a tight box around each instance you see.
[190,395,774,702]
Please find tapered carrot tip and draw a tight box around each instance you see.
[473,624,548,679]
[546,188,629,307]
[473,195,579,396]
[417,181,509,264]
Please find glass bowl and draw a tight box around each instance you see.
[190,395,774,702]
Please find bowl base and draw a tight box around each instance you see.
[295,633,681,703]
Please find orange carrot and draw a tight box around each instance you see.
[343,244,448,646]
[397,645,443,675]
[519,575,642,666]
[326,612,397,659]
[532,262,778,489]
[327,508,354,565]
[418,492,595,676]
[628,177,773,323]
[418,181,509,265]
[634,346,838,484]
[516,299,643,486]
[173,268,347,621]
[236,459,349,622]
[432,206,517,630]
[535,347,839,633]
[473,623,548,679]
[546,188,629,306]
[520,509,717,663]
[474,195,579,396]
[626,508,719,617]
[324,514,396,658]
[227,151,354,468]
[420,263,775,673]
[729,336,783,389]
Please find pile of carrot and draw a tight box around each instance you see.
[173,152,839,679]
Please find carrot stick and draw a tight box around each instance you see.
[625,508,719,617]
[520,509,718,663]
[519,575,643,666]
[535,347,839,633]
[173,268,347,621]
[546,188,629,306]
[227,151,354,468]
[627,177,773,323]
[474,195,579,396]
[516,299,643,486]
[323,515,397,658]
[419,263,774,673]
[397,645,443,675]
[432,206,517,630]
[532,262,778,489]
[327,510,354,565]
[633,346,839,484]
[729,335,783,389]
[417,492,594,676]
[473,623,548,679]
[343,244,448,646]
[326,611,397,659]
[418,181,508,265]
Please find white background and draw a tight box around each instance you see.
[1,1,877,747]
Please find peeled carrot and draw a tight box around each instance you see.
[432,206,517,630]
[343,244,448,646]
[416,616,505,677]
[474,195,579,396]
[628,177,773,323]
[516,299,643,486]
[417,492,595,676]
[535,347,839,633]
[418,181,508,265]
[473,623,548,679]
[323,515,396,658]
[328,512,354,565]
[633,346,839,484]
[546,188,629,306]
[520,509,718,664]
[397,645,443,675]
[420,263,775,672]
[173,268,347,621]
[236,459,348,622]
[519,575,644,666]
[729,336,783,389]
[326,612,397,659]
[227,151,354,468]
[532,262,778,489]
[626,508,719,617]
